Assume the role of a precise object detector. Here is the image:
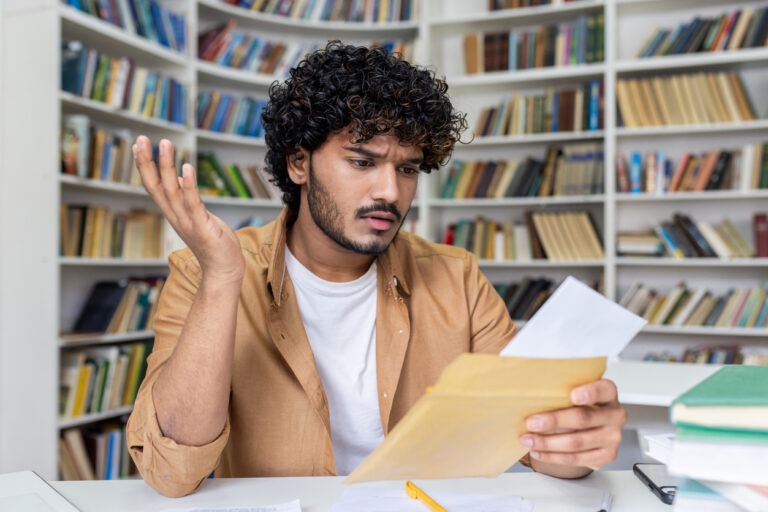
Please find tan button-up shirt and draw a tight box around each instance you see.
[126,209,517,497]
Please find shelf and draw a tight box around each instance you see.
[429,0,604,29]
[197,0,419,37]
[195,128,267,147]
[469,130,604,146]
[59,5,188,67]
[59,257,169,267]
[59,330,155,348]
[202,195,283,207]
[641,325,768,338]
[615,190,768,202]
[616,119,768,138]
[616,257,768,267]
[429,195,605,208]
[478,259,605,268]
[616,47,768,74]
[58,406,134,430]
[446,63,605,89]
[60,175,147,197]
[196,59,277,88]
[60,92,188,133]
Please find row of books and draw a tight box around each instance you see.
[642,347,768,365]
[196,91,268,137]
[474,80,604,138]
[439,144,604,200]
[61,41,189,125]
[59,340,151,419]
[618,212,764,259]
[637,6,768,58]
[59,422,136,481]
[62,0,187,53]
[616,71,756,128]
[197,152,279,200]
[225,0,419,22]
[616,149,733,195]
[620,281,768,329]
[199,22,322,75]
[665,367,768,511]
[442,210,604,262]
[60,205,165,260]
[493,277,554,321]
[487,0,587,11]
[463,13,604,74]
[71,277,166,335]
[616,141,768,195]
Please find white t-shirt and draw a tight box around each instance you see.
[284,248,384,475]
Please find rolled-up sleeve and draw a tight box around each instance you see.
[125,249,231,497]
[126,375,230,497]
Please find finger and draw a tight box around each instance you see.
[571,379,619,406]
[133,136,178,225]
[529,445,618,470]
[157,139,182,196]
[179,163,210,230]
[520,425,622,455]
[526,403,627,433]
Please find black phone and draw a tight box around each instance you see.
[633,462,677,505]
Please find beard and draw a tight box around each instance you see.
[306,159,406,256]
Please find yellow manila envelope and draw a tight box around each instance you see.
[345,353,606,484]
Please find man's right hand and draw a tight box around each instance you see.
[133,135,245,283]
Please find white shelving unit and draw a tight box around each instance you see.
[1,0,766,480]
[417,0,768,362]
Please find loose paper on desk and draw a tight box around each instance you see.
[499,276,646,360]
[0,471,80,512]
[331,486,533,512]
[161,500,301,512]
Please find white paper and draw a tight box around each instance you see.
[499,276,646,360]
[161,501,301,512]
[0,471,79,512]
[331,487,533,512]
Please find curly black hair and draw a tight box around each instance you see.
[262,40,467,210]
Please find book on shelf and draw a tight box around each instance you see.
[60,42,188,125]
[620,281,768,329]
[616,71,757,128]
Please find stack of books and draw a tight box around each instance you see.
[667,366,768,510]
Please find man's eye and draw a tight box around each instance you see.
[351,159,372,167]
[400,167,420,175]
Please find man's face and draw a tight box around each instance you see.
[303,130,422,255]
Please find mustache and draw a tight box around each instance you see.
[356,203,402,222]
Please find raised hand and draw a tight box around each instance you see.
[133,135,245,283]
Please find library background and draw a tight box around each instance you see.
[0,0,767,485]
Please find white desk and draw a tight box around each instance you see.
[51,471,669,511]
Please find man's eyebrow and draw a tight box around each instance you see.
[343,145,423,165]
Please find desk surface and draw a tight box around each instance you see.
[52,470,669,511]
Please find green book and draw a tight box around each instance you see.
[671,365,768,431]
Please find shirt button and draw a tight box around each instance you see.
[383,392,388,398]
[398,328,404,334]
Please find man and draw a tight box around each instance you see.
[126,41,626,498]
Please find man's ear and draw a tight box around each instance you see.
[287,148,309,185]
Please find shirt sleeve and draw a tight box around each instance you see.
[125,250,231,498]
[464,252,518,355]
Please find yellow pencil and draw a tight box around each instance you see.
[405,480,448,512]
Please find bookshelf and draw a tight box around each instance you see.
[1,0,767,481]
[416,0,768,363]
